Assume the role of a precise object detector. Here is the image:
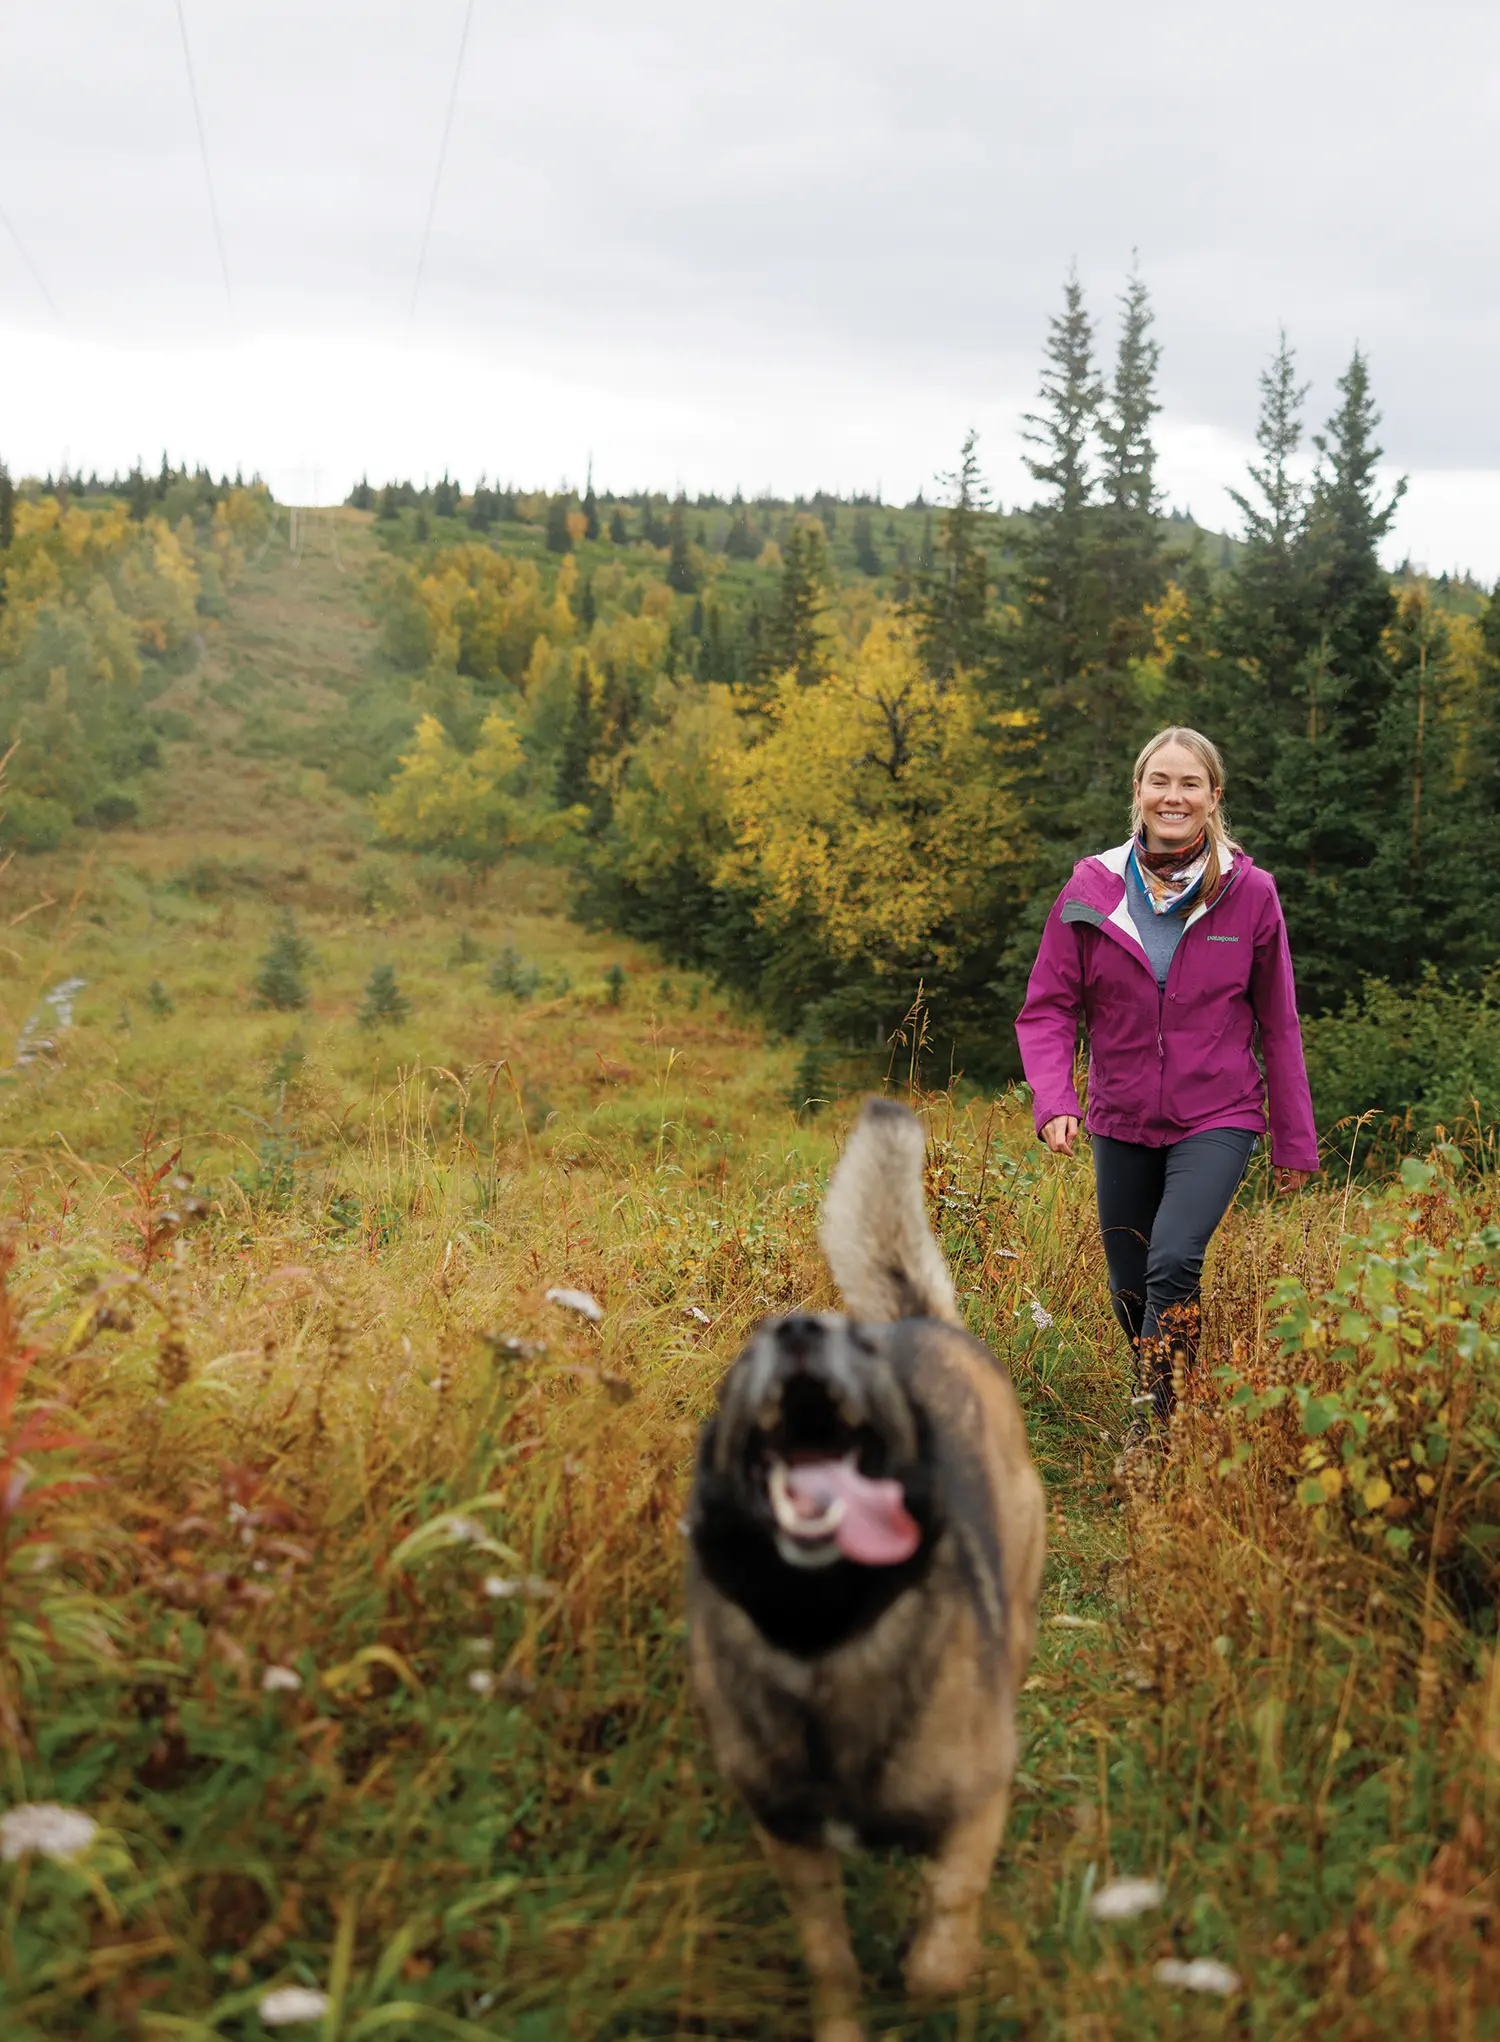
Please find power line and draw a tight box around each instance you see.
[410,0,477,321]
[0,203,59,317]
[173,0,233,313]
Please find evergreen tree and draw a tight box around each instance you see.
[0,461,13,552]
[667,494,699,593]
[555,656,601,808]
[908,429,993,687]
[609,504,628,545]
[764,522,831,686]
[545,494,574,553]
[357,963,411,1029]
[377,483,400,521]
[253,912,312,1011]
[724,506,759,560]
[432,472,460,518]
[1213,343,1411,1011]
[1095,266,1167,648]
[348,476,374,511]
[127,463,152,523]
[851,509,881,576]
[1000,270,1115,844]
[583,467,600,541]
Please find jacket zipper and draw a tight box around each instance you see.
[1101,871,1239,1120]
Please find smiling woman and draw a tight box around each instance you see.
[1015,725,1319,1475]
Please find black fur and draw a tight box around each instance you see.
[689,1401,941,1659]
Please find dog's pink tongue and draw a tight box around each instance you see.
[785,1461,920,1566]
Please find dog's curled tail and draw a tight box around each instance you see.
[818,1097,960,1326]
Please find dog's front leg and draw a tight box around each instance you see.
[902,1783,1009,2000]
[754,1825,864,2042]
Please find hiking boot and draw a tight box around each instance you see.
[1111,1399,1165,1493]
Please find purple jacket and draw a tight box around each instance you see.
[1015,841,1320,1172]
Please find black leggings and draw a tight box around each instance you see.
[1093,1127,1257,1416]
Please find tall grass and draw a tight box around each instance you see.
[1,1073,1496,2038]
[1,516,1494,2038]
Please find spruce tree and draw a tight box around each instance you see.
[128,463,151,523]
[666,494,698,593]
[583,468,600,540]
[1096,266,1167,645]
[556,657,601,807]
[253,912,312,1011]
[609,505,628,545]
[545,495,574,553]
[0,461,15,552]
[764,522,831,686]
[1000,270,1114,844]
[357,963,411,1029]
[908,429,992,687]
[724,506,759,560]
[852,509,881,576]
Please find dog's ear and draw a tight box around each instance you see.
[819,1099,959,1326]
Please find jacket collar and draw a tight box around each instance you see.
[1075,838,1241,961]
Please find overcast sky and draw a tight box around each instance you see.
[3,1,1498,574]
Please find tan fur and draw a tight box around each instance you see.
[687,1099,1046,2041]
[818,1097,960,1326]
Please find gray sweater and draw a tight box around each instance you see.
[1125,857,1191,987]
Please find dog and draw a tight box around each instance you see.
[685,1097,1046,2042]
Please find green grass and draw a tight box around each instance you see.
[0,516,1495,2039]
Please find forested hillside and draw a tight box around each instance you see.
[5,275,1499,1152]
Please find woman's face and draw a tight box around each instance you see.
[1135,741,1220,853]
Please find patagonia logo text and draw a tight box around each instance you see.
[1205,934,1239,943]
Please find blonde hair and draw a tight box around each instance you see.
[1130,726,1238,899]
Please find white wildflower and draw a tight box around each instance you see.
[259,1985,332,2025]
[1089,1876,1164,1922]
[261,1665,302,1693]
[544,1286,603,1323]
[0,1803,98,1863]
[1028,1300,1054,1331]
[467,1669,496,1696]
[682,1306,711,1325]
[482,1573,554,1601]
[1154,1957,1242,1996]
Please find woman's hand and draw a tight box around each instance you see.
[1041,1115,1080,1157]
[1275,1167,1313,1196]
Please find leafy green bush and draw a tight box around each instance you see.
[1221,1152,1500,1621]
[1303,969,1500,1166]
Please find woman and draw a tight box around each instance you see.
[1016,726,1318,1443]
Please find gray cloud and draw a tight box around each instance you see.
[2,0,1498,556]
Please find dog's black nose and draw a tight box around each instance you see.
[775,1315,824,1360]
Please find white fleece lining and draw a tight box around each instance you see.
[1089,839,1238,947]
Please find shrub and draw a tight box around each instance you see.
[357,963,411,1029]
[604,963,626,1008]
[0,789,72,852]
[1303,969,1500,1167]
[252,911,312,1011]
[1220,1151,1500,1621]
[488,945,541,1000]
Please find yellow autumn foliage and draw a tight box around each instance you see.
[718,616,1023,973]
[371,709,565,864]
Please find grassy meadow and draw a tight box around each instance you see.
[1,512,1496,2040]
